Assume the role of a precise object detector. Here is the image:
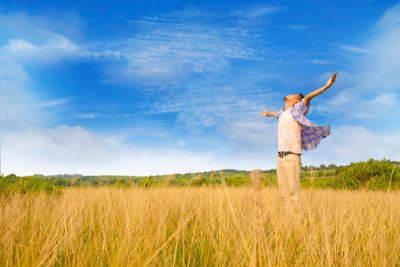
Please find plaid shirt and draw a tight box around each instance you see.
[275,99,330,151]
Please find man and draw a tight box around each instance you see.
[261,72,337,208]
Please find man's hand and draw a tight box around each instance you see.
[304,72,338,106]
[260,109,268,116]
[325,72,338,88]
[261,109,275,117]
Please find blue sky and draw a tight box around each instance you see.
[1,0,399,175]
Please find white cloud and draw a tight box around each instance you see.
[0,8,273,83]
[1,125,226,176]
[147,84,279,128]
[375,3,400,31]
[309,59,331,65]
[358,4,400,92]
[3,34,82,62]
[336,44,369,54]
[5,30,79,54]
[314,87,400,119]
[106,6,279,84]
[2,125,118,175]
[223,120,278,153]
[38,98,71,108]
[230,5,284,19]
[5,39,38,52]
[75,113,102,119]
[302,125,400,166]
[216,123,400,171]
[315,4,400,121]
[0,57,47,128]
[367,93,397,106]
[0,12,85,41]
[10,123,389,176]
[0,13,87,62]
[0,13,124,64]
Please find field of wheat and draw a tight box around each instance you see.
[1,184,399,266]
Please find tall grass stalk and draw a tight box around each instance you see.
[388,164,396,191]
[163,175,175,187]
[250,169,268,266]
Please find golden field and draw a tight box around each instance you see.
[1,186,399,266]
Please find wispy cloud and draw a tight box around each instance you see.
[374,3,400,31]
[88,6,285,131]
[352,94,399,119]
[5,39,38,52]
[336,44,369,54]
[314,3,400,123]
[3,30,97,63]
[285,24,311,31]
[5,29,79,53]
[144,68,280,128]
[109,6,281,84]
[229,5,284,19]
[37,98,71,108]
[360,4,400,92]
[0,13,87,62]
[308,59,331,65]
[0,57,47,127]
[314,90,400,119]
[0,13,123,63]
[75,113,102,119]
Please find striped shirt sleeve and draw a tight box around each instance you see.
[275,109,284,119]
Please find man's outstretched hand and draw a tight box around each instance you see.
[304,72,338,106]
[326,72,338,88]
[260,109,268,116]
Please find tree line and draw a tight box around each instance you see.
[1,159,399,194]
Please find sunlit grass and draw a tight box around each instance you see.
[1,186,399,266]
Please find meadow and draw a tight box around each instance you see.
[1,183,400,266]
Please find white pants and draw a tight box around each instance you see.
[277,154,302,208]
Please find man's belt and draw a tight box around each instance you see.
[278,151,298,158]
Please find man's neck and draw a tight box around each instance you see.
[284,101,296,110]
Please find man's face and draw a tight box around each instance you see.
[284,94,301,102]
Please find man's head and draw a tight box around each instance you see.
[284,93,304,104]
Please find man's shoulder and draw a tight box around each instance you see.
[294,99,308,108]
[292,99,310,115]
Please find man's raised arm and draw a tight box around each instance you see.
[260,109,276,117]
[304,72,338,106]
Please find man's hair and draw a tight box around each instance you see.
[297,93,304,100]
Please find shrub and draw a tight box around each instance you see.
[169,179,189,187]
[138,176,154,188]
[0,175,62,195]
[330,159,400,190]
[301,178,333,189]
[225,176,250,187]
[260,175,278,187]
[191,178,209,187]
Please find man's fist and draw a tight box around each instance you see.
[260,109,268,116]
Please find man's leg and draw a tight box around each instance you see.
[277,157,291,207]
[283,154,302,205]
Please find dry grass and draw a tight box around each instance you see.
[1,186,400,266]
